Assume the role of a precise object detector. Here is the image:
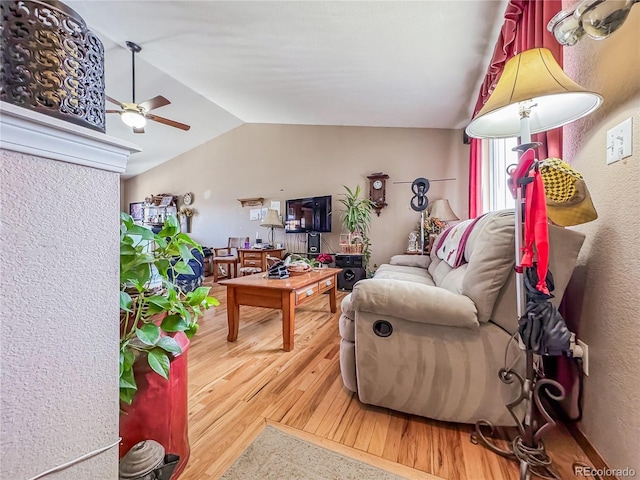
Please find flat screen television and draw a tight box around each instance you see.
[285,195,332,233]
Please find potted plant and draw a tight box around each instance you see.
[337,185,374,270]
[119,212,218,476]
[317,253,333,267]
[178,206,195,233]
[417,215,447,252]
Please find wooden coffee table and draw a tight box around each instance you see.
[219,268,341,351]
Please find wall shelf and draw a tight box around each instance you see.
[237,197,264,207]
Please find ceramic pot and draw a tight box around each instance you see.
[119,332,190,479]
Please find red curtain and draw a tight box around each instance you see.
[468,0,563,217]
[468,139,483,218]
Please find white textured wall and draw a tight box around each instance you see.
[562,3,640,471]
[1,150,120,479]
[123,124,469,268]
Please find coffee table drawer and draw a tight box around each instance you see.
[318,276,335,293]
[295,283,319,305]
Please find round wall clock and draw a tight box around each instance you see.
[183,192,193,205]
[373,180,383,190]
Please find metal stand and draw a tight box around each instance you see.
[472,347,566,480]
[420,210,425,255]
[471,106,564,480]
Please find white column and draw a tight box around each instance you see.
[1,102,140,480]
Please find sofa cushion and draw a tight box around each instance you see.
[461,210,516,323]
[351,279,479,330]
[428,258,453,286]
[373,264,435,286]
[438,263,467,295]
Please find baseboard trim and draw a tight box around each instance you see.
[566,423,619,480]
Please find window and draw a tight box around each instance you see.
[482,137,518,212]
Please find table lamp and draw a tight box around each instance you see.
[260,209,283,247]
[428,199,459,225]
[465,47,602,480]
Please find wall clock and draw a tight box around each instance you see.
[183,192,193,205]
[367,173,389,216]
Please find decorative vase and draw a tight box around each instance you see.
[0,0,106,132]
[119,332,191,479]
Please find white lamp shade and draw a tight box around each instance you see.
[466,48,602,139]
[261,209,283,228]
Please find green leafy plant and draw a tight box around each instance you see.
[337,185,374,270]
[119,212,219,405]
[287,253,319,268]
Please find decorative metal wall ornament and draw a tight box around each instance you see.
[0,0,106,132]
[409,177,430,212]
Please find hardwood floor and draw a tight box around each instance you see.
[180,280,591,479]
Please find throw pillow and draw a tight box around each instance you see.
[434,216,484,268]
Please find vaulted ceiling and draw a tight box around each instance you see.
[66,1,508,177]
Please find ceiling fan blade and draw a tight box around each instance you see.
[138,95,171,112]
[105,109,121,114]
[146,113,191,131]
[133,126,145,134]
[105,95,125,108]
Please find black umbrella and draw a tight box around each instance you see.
[518,266,571,356]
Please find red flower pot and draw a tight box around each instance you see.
[119,332,190,479]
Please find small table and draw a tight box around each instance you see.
[219,268,341,351]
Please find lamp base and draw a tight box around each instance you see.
[470,355,563,480]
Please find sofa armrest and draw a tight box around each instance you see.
[351,278,478,330]
[389,254,431,269]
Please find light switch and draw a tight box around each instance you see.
[606,117,633,164]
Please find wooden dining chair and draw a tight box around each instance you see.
[213,237,249,282]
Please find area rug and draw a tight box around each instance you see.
[221,426,408,479]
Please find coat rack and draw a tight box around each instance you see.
[465,48,602,480]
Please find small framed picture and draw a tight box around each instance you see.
[129,202,144,221]
[159,196,173,207]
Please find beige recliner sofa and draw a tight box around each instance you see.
[339,210,585,426]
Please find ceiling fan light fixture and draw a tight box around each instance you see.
[120,110,147,128]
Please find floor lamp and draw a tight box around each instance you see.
[466,48,602,479]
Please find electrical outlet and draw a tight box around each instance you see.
[577,339,589,376]
[606,117,633,164]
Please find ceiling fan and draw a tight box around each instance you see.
[106,41,191,134]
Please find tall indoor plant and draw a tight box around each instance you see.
[119,212,218,475]
[337,185,374,270]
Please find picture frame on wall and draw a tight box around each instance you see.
[129,202,144,222]
[159,196,173,207]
